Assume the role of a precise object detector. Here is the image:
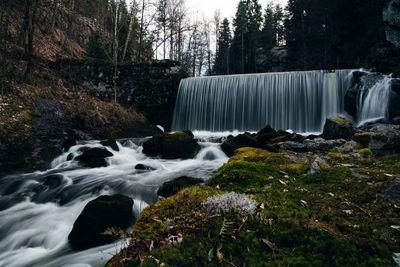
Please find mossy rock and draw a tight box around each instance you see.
[354,133,372,148]
[157,176,203,198]
[228,147,272,162]
[359,148,374,159]
[207,160,282,192]
[322,118,354,141]
[328,152,352,160]
[142,131,201,159]
[220,133,262,157]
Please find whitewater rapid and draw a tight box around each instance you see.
[0,132,229,267]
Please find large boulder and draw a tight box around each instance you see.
[158,176,203,198]
[221,133,262,157]
[68,195,133,249]
[143,131,201,159]
[76,147,113,168]
[255,125,278,143]
[322,118,354,141]
[356,124,400,156]
[100,139,119,151]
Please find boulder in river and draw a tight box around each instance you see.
[76,147,113,168]
[142,131,201,159]
[68,195,133,249]
[100,139,119,151]
[322,118,354,141]
[221,133,262,157]
[158,176,203,198]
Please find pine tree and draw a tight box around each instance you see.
[214,18,232,75]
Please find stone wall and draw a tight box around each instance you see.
[51,60,188,130]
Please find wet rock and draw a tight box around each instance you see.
[158,176,203,198]
[100,139,119,151]
[202,151,216,161]
[135,163,155,171]
[143,131,201,159]
[76,147,113,168]
[67,153,74,161]
[62,139,77,151]
[221,133,262,157]
[43,174,65,188]
[255,125,278,143]
[68,194,133,249]
[322,118,354,141]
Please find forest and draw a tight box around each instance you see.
[1,0,396,81]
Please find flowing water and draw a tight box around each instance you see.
[0,133,229,267]
[172,70,354,133]
[357,74,394,126]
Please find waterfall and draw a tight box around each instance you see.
[172,70,354,133]
[357,75,393,126]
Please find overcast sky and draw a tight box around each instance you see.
[185,0,288,21]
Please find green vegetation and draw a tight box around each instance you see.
[108,147,400,267]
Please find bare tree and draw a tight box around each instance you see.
[112,0,123,103]
[23,0,39,82]
[121,0,138,64]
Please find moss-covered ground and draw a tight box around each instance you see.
[107,146,400,266]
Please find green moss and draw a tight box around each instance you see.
[229,147,272,162]
[207,161,282,192]
[359,148,374,158]
[107,153,400,267]
[330,117,350,123]
[328,152,352,160]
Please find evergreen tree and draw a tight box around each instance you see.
[214,18,231,75]
[230,0,262,74]
[231,0,247,74]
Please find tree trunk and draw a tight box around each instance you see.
[113,0,121,103]
[121,0,137,64]
[24,0,38,82]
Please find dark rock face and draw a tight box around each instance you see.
[383,0,400,49]
[68,195,133,250]
[143,131,201,159]
[158,176,203,198]
[76,147,113,168]
[389,80,400,119]
[221,133,262,157]
[322,118,354,141]
[100,139,119,151]
[52,60,187,130]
